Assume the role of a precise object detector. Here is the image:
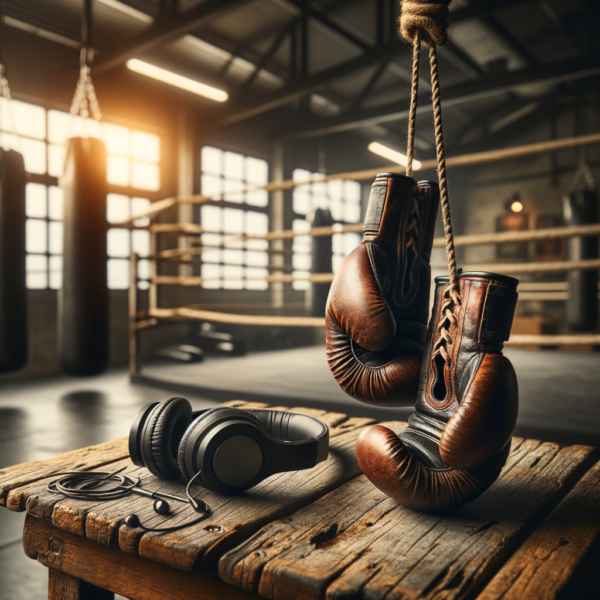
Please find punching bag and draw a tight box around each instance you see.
[0,149,27,372]
[308,208,334,317]
[563,160,599,332]
[59,137,108,375]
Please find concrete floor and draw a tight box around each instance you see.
[1,346,599,598]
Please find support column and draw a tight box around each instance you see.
[270,140,286,308]
[178,107,195,280]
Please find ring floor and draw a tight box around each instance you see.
[1,346,599,598]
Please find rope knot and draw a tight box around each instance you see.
[399,0,452,47]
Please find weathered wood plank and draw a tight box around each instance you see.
[24,514,259,600]
[49,568,114,600]
[0,438,129,509]
[8,401,380,574]
[478,458,600,600]
[218,439,597,600]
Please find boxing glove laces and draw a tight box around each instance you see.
[357,271,519,511]
[326,173,439,406]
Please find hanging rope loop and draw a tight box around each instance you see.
[400,0,460,394]
[399,0,452,47]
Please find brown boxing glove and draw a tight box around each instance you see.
[326,173,439,406]
[357,271,519,511]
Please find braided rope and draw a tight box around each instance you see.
[400,0,460,384]
[405,31,421,178]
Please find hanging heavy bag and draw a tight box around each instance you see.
[0,149,27,372]
[563,160,599,332]
[308,208,334,317]
[59,137,108,376]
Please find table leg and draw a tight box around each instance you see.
[49,568,114,600]
[22,513,258,600]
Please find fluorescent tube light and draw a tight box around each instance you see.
[368,142,422,170]
[126,59,228,102]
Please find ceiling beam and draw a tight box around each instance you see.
[279,53,600,140]
[450,0,535,24]
[282,0,370,50]
[219,40,408,126]
[93,0,251,74]
[219,0,541,127]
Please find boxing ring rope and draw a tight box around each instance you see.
[118,132,600,228]
[127,132,600,374]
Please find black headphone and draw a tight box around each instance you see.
[129,398,329,494]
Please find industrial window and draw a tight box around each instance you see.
[200,146,269,290]
[1,96,161,290]
[291,169,362,290]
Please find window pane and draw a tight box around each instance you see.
[104,123,130,156]
[246,189,268,207]
[223,264,243,289]
[293,253,311,270]
[346,181,361,202]
[202,147,222,175]
[131,197,151,227]
[48,110,71,144]
[246,267,268,290]
[107,228,130,257]
[49,255,63,290]
[224,178,243,203]
[48,144,66,177]
[132,161,160,191]
[201,232,222,247]
[108,258,129,289]
[223,208,243,234]
[293,190,310,215]
[26,184,47,218]
[201,174,221,197]
[246,251,268,267]
[223,249,243,264]
[26,254,47,289]
[138,259,150,280]
[246,238,268,251]
[26,219,47,253]
[107,194,130,224]
[107,156,130,186]
[202,247,221,263]
[344,203,361,223]
[224,152,243,180]
[201,206,221,232]
[12,100,45,139]
[131,230,150,257]
[131,131,160,162]
[292,271,310,291]
[49,221,63,255]
[246,157,268,185]
[21,138,46,174]
[49,187,64,221]
[201,263,220,289]
[246,211,268,235]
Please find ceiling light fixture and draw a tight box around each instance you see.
[368,142,422,170]
[126,59,228,102]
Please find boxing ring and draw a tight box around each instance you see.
[122,132,600,376]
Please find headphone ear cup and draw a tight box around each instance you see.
[143,397,192,479]
[177,407,260,481]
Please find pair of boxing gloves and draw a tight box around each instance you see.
[326,173,519,511]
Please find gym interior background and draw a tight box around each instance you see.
[0,0,599,597]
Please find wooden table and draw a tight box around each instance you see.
[1,400,599,600]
